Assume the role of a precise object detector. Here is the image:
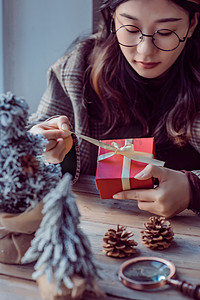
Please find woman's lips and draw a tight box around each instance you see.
[136,61,160,69]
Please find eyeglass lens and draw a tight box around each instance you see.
[116,26,181,51]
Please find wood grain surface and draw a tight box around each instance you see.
[0,175,199,300]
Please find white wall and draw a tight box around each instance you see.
[3,0,92,113]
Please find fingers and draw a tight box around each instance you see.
[113,188,170,217]
[113,188,164,216]
[45,139,57,151]
[56,116,71,132]
[30,116,74,163]
[44,138,66,163]
[134,164,165,180]
[113,166,190,218]
[113,188,157,202]
[44,135,73,163]
[42,129,69,140]
[113,164,164,201]
[47,115,71,134]
[30,116,71,140]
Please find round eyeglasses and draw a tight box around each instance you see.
[111,21,190,52]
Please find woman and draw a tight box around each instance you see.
[30,0,200,218]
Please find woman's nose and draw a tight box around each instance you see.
[136,36,157,55]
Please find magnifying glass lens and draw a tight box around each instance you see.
[124,260,170,283]
[119,257,176,290]
[120,257,200,299]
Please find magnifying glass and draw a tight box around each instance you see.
[119,257,200,299]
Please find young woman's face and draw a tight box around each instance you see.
[114,0,197,78]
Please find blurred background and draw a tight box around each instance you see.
[0,0,101,113]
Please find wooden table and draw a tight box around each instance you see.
[0,175,199,300]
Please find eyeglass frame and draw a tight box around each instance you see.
[110,18,191,52]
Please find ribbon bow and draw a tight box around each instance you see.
[68,131,165,167]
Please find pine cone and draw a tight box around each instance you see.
[102,225,138,258]
[141,216,174,250]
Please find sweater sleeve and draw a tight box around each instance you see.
[189,113,200,183]
[60,133,80,184]
[183,171,200,215]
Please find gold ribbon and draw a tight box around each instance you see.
[69,130,165,167]
[120,139,133,190]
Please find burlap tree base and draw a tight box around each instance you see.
[37,273,86,300]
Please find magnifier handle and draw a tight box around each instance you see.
[167,278,200,299]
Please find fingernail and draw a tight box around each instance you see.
[61,123,68,131]
[113,194,119,199]
[134,170,145,179]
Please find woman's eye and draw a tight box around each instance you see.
[157,30,173,36]
[124,26,139,33]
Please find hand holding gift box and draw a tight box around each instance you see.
[95,138,164,199]
[68,131,164,200]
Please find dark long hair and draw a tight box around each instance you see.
[84,0,200,145]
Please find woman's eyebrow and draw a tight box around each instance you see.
[119,13,182,23]
[155,17,183,23]
[119,13,138,21]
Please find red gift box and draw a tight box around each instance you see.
[95,137,155,199]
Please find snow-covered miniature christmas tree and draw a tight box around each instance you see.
[0,92,100,299]
[22,173,100,299]
[0,92,62,213]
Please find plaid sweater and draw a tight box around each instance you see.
[31,37,200,211]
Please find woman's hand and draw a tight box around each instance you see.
[113,165,190,218]
[30,116,73,164]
